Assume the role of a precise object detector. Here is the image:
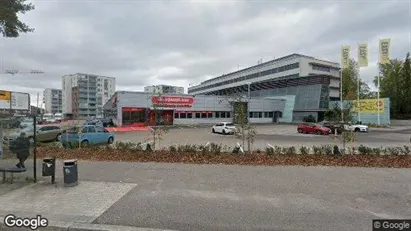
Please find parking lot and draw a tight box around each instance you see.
[114,124,411,150]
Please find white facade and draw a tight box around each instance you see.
[144,85,184,94]
[188,54,340,95]
[62,73,116,117]
[43,88,62,113]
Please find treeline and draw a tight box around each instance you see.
[342,52,411,119]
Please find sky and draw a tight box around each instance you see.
[0,0,410,106]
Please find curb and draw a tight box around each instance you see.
[0,219,178,231]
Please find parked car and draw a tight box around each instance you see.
[297,123,331,135]
[3,125,63,144]
[344,123,369,132]
[60,125,115,148]
[321,121,345,134]
[212,122,236,135]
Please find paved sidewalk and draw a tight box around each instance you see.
[1,160,410,230]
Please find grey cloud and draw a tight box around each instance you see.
[1,0,410,104]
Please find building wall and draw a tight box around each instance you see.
[144,85,184,94]
[43,88,62,113]
[104,91,287,126]
[62,73,116,117]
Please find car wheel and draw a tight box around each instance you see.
[354,128,360,132]
[222,129,226,135]
[212,128,215,133]
[108,137,114,144]
[297,129,303,133]
[81,140,89,147]
[56,133,62,141]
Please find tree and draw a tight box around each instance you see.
[373,54,411,118]
[224,93,257,153]
[0,0,35,37]
[341,59,359,100]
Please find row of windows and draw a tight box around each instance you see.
[312,65,331,72]
[175,111,232,119]
[249,112,283,118]
[189,62,300,93]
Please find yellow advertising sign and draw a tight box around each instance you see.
[341,45,351,69]
[379,38,391,64]
[358,43,368,67]
[352,99,384,113]
[0,90,11,101]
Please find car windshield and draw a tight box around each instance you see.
[21,126,34,132]
[225,123,234,126]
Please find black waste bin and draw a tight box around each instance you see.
[63,159,78,187]
[42,157,56,176]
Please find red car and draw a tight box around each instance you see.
[297,123,331,135]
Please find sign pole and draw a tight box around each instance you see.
[377,66,381,125]
[340,69,343,122]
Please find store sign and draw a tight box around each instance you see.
[0,90,11,109]
[152,96,194,108]
[122,107,145,112]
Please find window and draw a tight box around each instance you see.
[195,113,201,118]
[81,127,89,133]
[215,112,220,118]
[264,112,269,118]
[89,126,96,133]
[221,112,226,118]
[95,126,105,133]
[201,112,207,118]
[226,112,231,118]
[207,112,212,118]
[174,113,179,119]
[249,112,253,118]
[180,113,187,119]
[269,112,274,118]
[187,113,193,118]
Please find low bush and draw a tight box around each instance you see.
[265,147,274,156]
[299,146,309,155]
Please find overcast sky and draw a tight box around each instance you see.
[1,0,410,106]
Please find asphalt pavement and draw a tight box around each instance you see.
[113,124,411,149]
[32,161,411,231]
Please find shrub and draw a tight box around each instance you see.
[400,146,411,155]
[321,145,333,155]
[386,147,400,156]
[332,145,341,155]
[312,145,323,155]
[169,145,177,152]
[255,148,262,154]
[274,146,282,154]
[372,147,382,155]
[209,143,222,154]
[266,147,274,156]
[283,146,296,155]
[303,115,316,123]
[299,146,309,155]
[358,145,373,155]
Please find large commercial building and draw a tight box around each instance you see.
[103,91,288,127]
[62,73,116,118]
[144,85,184,94]
[43,88,62,114]
[188,54,341,122]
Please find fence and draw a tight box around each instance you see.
[0,114,37,183]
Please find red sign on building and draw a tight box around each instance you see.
[122,107,145,112]
[151,96,194,108]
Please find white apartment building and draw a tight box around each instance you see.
[62,73,116,118]
[144,85,184,94]
[43,88,62,113]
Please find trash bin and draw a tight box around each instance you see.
[63,159,78,187]
[42,157,56,177]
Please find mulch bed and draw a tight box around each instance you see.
[34,146,411,168]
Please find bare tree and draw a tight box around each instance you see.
[223,93,257,153]
[146,92,168,150]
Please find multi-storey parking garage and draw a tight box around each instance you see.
[188,54,341,122]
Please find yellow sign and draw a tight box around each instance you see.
[341,45,351,69]
[358,43,368,67]
[379,38,391,64]
[0,90,11,101]
[352,99,385,113]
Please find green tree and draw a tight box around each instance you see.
[373,58,405,116]
[341,59,359,100]
[402,52,411,115]
[0,0,35,37]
